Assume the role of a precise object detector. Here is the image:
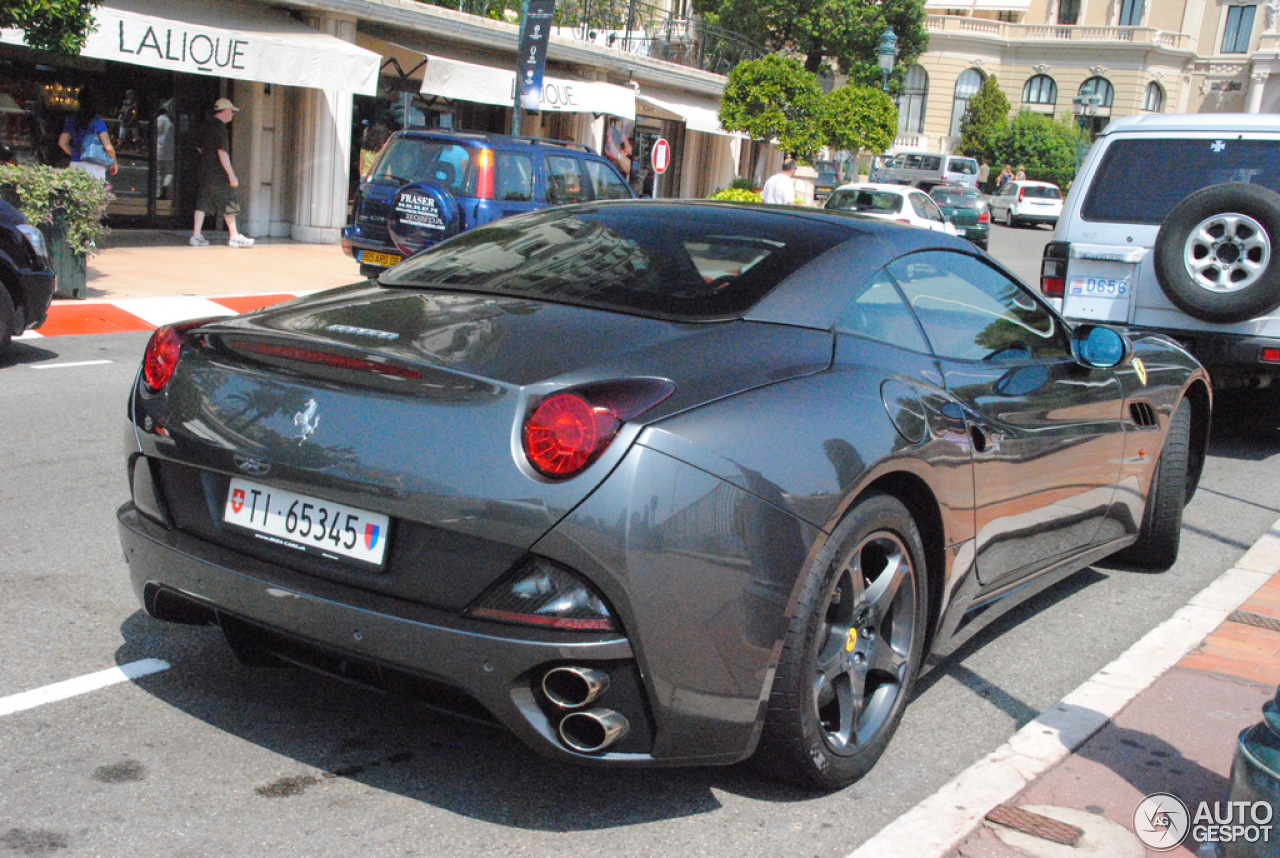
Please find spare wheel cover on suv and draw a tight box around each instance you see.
[1153,182,1280,324]
[388,181,462,256]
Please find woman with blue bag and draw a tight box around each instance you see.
[57,89,117,180]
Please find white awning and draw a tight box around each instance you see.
[0,0,380,95]
[635,90,742,138]
[419,54,635,120]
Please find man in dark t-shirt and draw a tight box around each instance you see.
[190,98,254,248]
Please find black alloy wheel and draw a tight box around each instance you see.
[1110,400,1191,571]
[757,493,928,790]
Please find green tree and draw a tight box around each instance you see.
[719,55,825,158]
[820,85,897,156]
[957,74,1010,163]
[988,112,1083,190]
[695,0,928,88]
[2,0,100,55]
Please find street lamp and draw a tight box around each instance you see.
[1072,94,1101,167]
[877,26,898,91]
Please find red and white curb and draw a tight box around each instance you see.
[18,292,309,340]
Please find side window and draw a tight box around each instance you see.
[911,193,943,222]
[835,270,930,351]
[545,155,586,205]
[888,251,1071,361]
[584,159,631,200]
[494,152,533,202]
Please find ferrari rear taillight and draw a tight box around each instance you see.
[1262,347,1280,364]
[521,379,675,480]
[142,318,217,392]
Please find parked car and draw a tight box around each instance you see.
[929,183,990,250]
[342,129,634,278]
[120,200,1209,792]
[813,159,840,200]
[0,198,56,354]
[824,182,958,235]
[989,179,1064,228]
[1041,113,1280,401]
[880,152,980,191]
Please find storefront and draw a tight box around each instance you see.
[0,0,379,238]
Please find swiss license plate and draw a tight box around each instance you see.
[360,250,402,267]
[223,478,390,567]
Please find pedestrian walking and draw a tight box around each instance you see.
[760,157,797,205]
[978,161,990,191]
[1015,164,1027,181]
[57,89,117,181]
[997,163,1014,188]
[190,98,254,248]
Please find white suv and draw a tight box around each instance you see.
[1043,114,1280,395]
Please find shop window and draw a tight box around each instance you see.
[1022,75,1058,106]
[1222,5,1256,54]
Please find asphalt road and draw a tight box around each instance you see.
[1,232,1277,857]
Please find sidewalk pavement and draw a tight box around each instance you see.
[20,231,361,340]
[26,232,1280,858]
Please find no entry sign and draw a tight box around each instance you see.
[651,137,671,174]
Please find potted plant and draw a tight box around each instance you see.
[0,164,113,299]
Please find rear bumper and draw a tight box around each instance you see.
[1132,327,1280,388]
[117,501,748,766]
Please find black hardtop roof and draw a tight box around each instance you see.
[395,127,599,155]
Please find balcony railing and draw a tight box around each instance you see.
[431,0,766,75]
[924,15,1193,51]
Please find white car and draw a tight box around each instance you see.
[823,183,957,235]
[989,179,1064,228]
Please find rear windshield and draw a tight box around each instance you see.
[380,203,853,321]
[826,189,904,214]
[370,137,478,197]
[1022,185,1062,200]
[932,190,983,207]
[1081,138,1280,223]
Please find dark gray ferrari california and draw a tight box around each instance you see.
[118,200,1211,790]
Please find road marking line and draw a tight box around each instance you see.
[0,659,170,717]
[848,516,1280,858]
[31,360,115,370]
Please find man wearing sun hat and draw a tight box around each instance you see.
[190,97,254,248]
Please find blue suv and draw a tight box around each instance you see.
[342,129,635,277]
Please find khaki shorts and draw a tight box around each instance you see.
[196,184,240,216]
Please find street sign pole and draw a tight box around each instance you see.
[650,136,670,198]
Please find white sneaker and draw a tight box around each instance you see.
[229,235,255,248]
[189,234,209,246]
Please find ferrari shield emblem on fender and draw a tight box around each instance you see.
[1133,358,1148,386]
[845,628,858,652]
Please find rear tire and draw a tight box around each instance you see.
[1112,401,1191,571]
[755,494,928,790]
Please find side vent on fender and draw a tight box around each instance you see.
[1129,401,1159,428]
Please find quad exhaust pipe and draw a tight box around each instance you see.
[541,666,610,709]
[558,708,630,753]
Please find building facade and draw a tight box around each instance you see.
[903,0,1280,152]
[0,0,751,243]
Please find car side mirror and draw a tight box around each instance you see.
[1073,324,1131,368]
